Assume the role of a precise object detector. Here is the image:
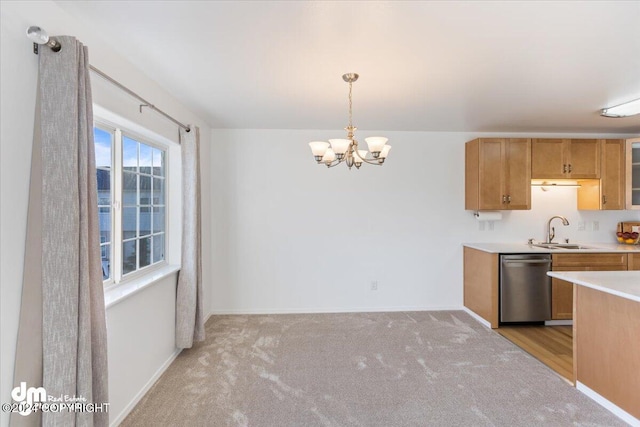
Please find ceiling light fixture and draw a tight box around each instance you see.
[600,98,640,118]
[308,73,390,169]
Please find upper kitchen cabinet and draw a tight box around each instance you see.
[600,139,626,210]
[532,139,600,179]
[627,137,640,210]
[578,139,626,210]
[465,138,531,210]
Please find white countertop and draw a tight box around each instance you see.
[463,242,640,254]
[547,271,640,303]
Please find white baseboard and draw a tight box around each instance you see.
[207,305,464,315]
[462,307,492,329]
[544,320,573,326]
[109,348,182,427]
[576,381,639,427]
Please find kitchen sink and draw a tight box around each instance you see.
[532,243,596,250]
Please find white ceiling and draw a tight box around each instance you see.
[56,1,640,133]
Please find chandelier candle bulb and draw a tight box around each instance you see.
[322,148,336,166]
[309,141,330,161]
[328,138,351,157]
[379,145,392,161]
[365,137,388,158]
[307,73,390,170]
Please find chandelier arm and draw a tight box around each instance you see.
[350,141,383,166]
[325,160,343,168]
[358,157,384,166]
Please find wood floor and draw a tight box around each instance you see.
[497,325,573,383]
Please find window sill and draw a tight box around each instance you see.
[104,264,180,309]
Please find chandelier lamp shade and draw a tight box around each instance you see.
[308,73,391,169]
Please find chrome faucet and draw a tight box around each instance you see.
[546,215,570,243]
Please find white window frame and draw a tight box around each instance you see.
[94,118,171,290]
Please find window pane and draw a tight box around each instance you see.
[122,207,137,239]
[139,175,151,205]
[153,178,165,205]
[123,172,137,206]
[98,207,111,243]
[152,207,165,233]
[153,234,164,263]
[139,236,152,268]
[123,240,137,275]
[139,143,153,175]
[633,165,640,188]
[94,128,112,168]
[152,148,164,177]
[101,244,110,280]
[139,206,151,237]
[96,169,111,205]
[123,137,138,172]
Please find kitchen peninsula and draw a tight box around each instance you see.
[547,270,639,426]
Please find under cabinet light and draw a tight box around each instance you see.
[531,181,581,191]
[600,98,640,118]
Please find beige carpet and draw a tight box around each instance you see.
[121,311,626,426]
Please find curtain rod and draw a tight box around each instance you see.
[89,66,191,132]
[27,26,191,133]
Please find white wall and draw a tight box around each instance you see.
[210,129,640,314]
[0,2,212,426]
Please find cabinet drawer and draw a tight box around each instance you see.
[552,253,627,269]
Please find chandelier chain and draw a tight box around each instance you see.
[348,81,353,130]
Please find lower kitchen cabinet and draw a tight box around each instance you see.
[463,247,499,328]
[551,253,628,319]
[463,247,638,326]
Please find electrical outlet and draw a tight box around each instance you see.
[577,221,585,231]
[592,221,599,231]
[370,281,378,291]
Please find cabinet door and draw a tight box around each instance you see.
[629,254,640,271]
[626,137,640,210]
[568,139,600,179]
[551,276,573,320]
[601,139,625,210]
[478,139,506,210]
[532,139,566,178]
[504,139,531,210]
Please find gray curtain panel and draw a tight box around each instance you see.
[176,127,205,348]
[12,36,109,427]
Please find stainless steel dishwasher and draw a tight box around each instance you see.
[500,254,552,323]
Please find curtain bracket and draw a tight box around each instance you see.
[139,103,154,113]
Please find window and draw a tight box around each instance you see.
[94,124,167,285]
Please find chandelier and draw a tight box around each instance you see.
[308,73,391,169]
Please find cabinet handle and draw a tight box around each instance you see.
[568,164,572,173]
[602,195,607,205]
[502,195,507,204]
[563,164,567,173]
[507,195,511,204]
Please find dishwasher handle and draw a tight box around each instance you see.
[503,259,551,265]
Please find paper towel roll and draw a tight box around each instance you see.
[474,211,502,221]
